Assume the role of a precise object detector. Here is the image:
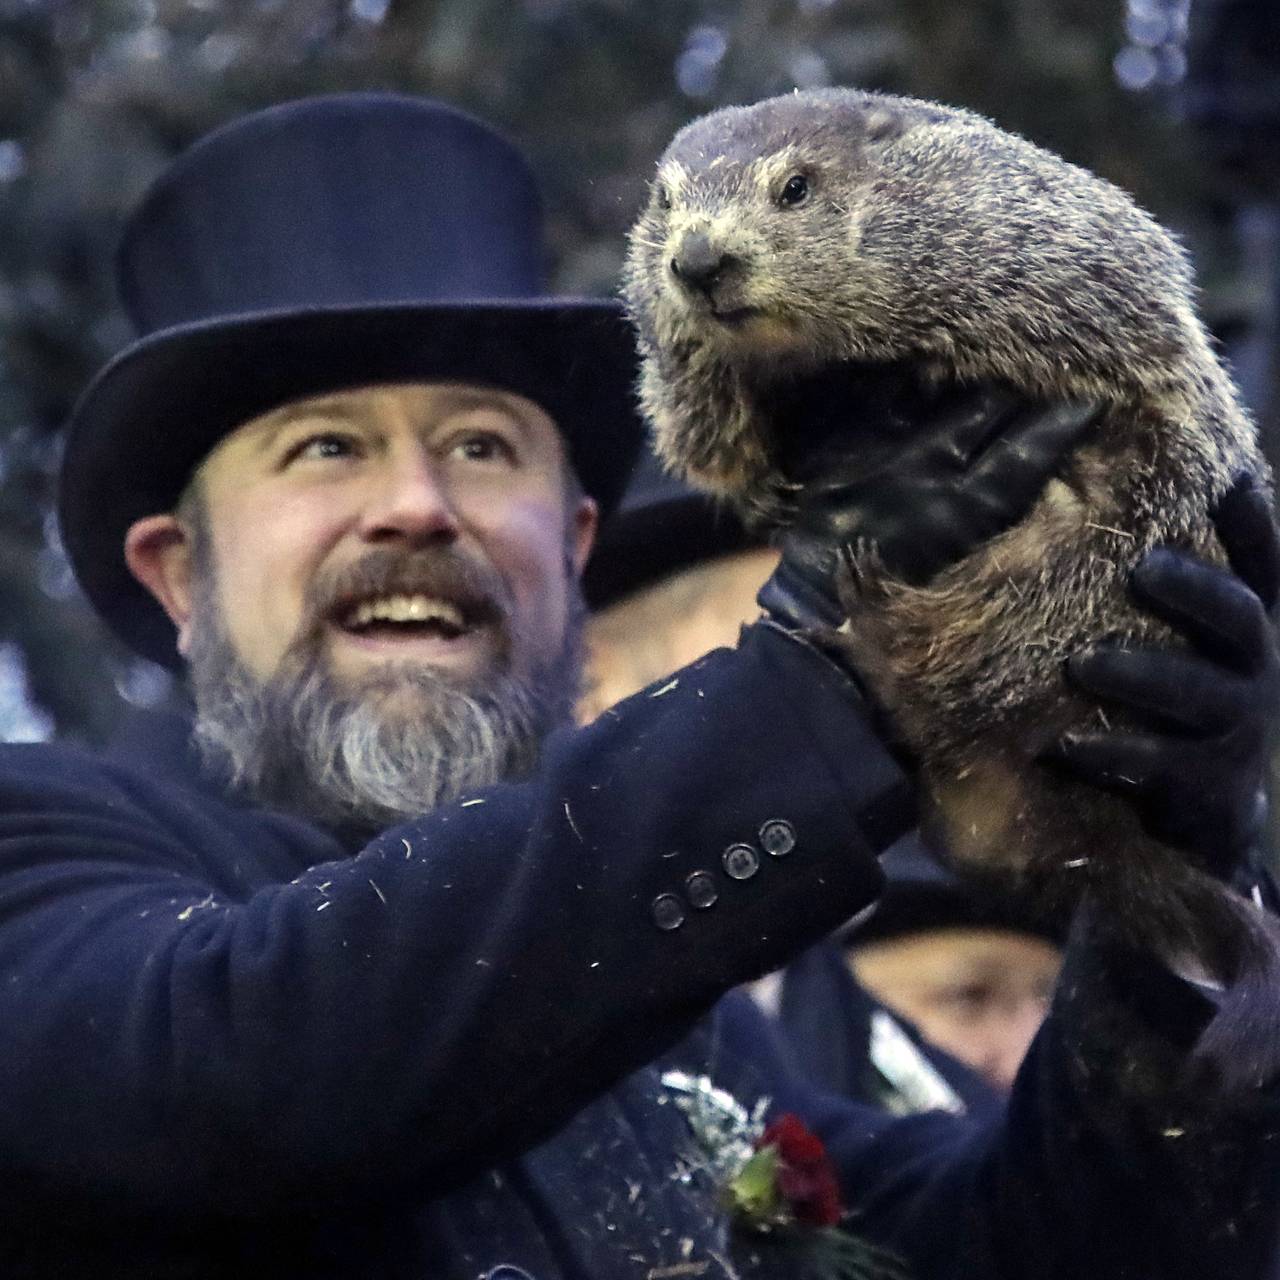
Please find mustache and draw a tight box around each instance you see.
[295,546,515,647]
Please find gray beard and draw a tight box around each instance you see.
[186,586,583,835]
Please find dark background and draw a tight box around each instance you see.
[0,0,1276,744]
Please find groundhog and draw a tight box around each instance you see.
[622,87,1280,1088]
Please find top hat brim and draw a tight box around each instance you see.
[60,298,645,669]
[840,833,1068,947]
[582,491,761,610]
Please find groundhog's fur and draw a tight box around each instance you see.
[623,87,1280,1088]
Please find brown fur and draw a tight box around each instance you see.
[623,88,1280,1088]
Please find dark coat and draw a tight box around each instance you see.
[0,623,1275,1278]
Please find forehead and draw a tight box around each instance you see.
[199,381,571,472]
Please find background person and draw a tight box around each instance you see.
[778,835,1064,1102]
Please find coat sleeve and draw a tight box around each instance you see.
[0,622,906,1219]
[750,915,1280,1280]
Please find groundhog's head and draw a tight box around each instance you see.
[623,88,1203,510]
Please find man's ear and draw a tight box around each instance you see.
[124,515,197,656]
[570,496,598,578]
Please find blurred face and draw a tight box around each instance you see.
[126,381,597,828]
[580,545,779,719]
[849,928,1062,1093]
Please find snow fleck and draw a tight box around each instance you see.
[564,799,584,842]
[461,798,486,808]
[368,878,387,906]
[316,901,331,912]
[176,893,216,921]
[650,677,679,698]
[401,838,413,859]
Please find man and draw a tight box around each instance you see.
[2,92,1278,1279]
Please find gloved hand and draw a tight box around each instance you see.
[1047,476,1280,885]
[758,385,1105,630]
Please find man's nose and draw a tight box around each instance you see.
[358,456,460,544]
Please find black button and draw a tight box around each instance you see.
[685,871,718,909]
[760,819,796,858]
[651,893,686,931]
[722,843,761,880]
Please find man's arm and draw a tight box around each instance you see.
[0,623,900,1220]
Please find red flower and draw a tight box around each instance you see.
[756,1113,844,1227]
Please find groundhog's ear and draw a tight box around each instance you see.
[124,514,196,656]
[864,107,905,144]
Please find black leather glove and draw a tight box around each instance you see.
[758,385,1105,630]
[1047,476,1280,885]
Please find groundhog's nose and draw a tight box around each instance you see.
[670,232,737,294]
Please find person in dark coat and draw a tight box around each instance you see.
[3,91,1280,1280]
[778,834,1064,1110]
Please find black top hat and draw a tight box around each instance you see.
[59,92,644,668]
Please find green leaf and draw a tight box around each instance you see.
[726,1145,782,1222]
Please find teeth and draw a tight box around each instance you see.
[345,595,465,630]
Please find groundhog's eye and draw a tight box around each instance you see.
[778,173,810,208]
[654,183,671,211]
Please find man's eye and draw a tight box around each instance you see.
[452,431,516,464]
[284,432,359,465]
[936,985,992,1018]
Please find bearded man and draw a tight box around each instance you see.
[2,93,1279,1280]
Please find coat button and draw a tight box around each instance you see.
[722,843,760,880]
[685,871,718,909]
[652,893,686,931]
[760,819,796,858]
[483,1268,537,1280]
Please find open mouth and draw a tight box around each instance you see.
[333,592,478,643]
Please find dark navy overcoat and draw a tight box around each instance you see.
[0,624,1276,1278]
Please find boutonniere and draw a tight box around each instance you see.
[662,1072,908,1280]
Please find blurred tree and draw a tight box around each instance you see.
[0,0,1258,741]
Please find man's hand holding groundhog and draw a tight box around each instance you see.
[757,388,1103,630]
